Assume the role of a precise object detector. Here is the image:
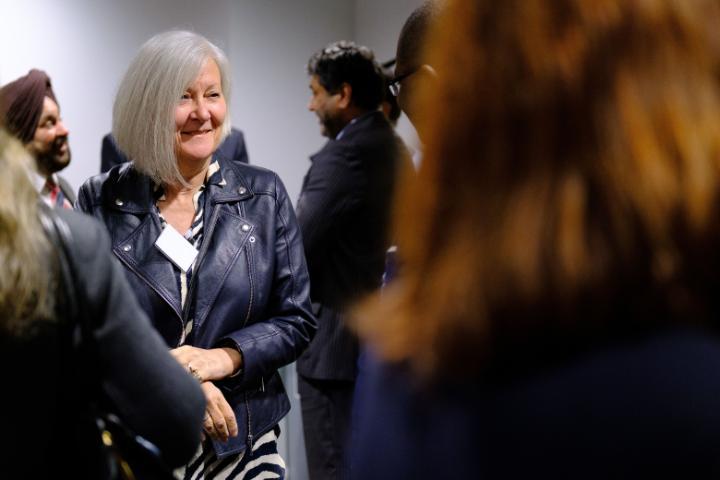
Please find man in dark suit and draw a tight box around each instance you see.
[295,41,409,480]
[0,69,75,208]
[100,127,249,172]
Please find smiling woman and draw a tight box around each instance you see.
[174,59,227,170]
[112,31,232,189]
[77,30,316,480]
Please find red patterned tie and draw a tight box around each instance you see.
[46,179,73,209]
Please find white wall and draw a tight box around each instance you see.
[0,0,356,204]
[228,0,354,203]
[0,0,423,200]
[0,0,228,196]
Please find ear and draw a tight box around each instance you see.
[336,82,353,109]
[418,64,437,80]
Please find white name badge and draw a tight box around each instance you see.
[154,224,199,273]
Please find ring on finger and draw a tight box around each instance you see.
[188,363,202,382]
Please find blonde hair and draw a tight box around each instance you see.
[113,30,231,186]
[0,128,55,331]
[356,0,720,378]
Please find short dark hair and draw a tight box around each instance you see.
[396,1,442,69]
[307,41,384,111]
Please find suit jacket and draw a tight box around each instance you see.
[295,111,409,381]
[2,209,206,476]
[58,175,76,204]
[100,128,250,173]
[77,157,316,457]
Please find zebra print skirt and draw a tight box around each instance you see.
[176,426,285,479]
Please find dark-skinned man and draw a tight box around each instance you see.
[0,69,74,208]
[295,41,409,480]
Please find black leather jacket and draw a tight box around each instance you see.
[77,156,316,457]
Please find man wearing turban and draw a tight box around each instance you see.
[0,69,74,208]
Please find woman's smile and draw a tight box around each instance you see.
[174,59,227,166]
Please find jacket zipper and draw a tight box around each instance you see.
[242,227,259,446]
[244,392,254,454]
[241,239,255,329]
[179,203,222,343]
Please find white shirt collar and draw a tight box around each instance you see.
[33,171,60,207]
[32,170,48,193]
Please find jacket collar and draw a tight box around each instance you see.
[107,154,256,338]
[104,163,154,213]
[207,153,254,204]
[335,110,380,141]
[106,153,253,212]
[310,110,387,162]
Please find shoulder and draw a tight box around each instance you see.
[57,175,76,200]
[335,113,405,162]
[343,112,396,144]
[77,162,145,208]
[51,209,117,297]
[216,128,247,161]
[85,161,137,189]
[220,158,287,200]
[55,209,111,262]
[226,128,245,145]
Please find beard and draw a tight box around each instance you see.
[35,136,71,175]
[318,113,345,139]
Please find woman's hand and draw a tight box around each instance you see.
[201,381,239,442]
[170,345,242,382]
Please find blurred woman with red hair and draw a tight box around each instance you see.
[352,0,720,477]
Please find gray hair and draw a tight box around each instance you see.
[113,30,231,186]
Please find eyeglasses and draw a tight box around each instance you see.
[388,67,419,97]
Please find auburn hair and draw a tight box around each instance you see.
[355,0,720,378]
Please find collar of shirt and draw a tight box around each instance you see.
[335,111,377,141]
[33,171,58,192]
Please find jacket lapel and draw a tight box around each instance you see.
[105,160,254,327]
[112,214,183,319]
[187,159,254,328]
[190,205,254,328]
[106,166,183,319]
